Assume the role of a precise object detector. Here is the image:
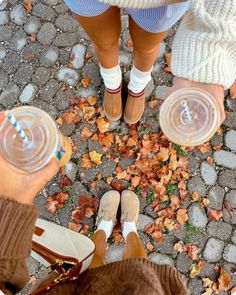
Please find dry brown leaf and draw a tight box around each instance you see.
[98,133,114,147]
[185,244,200,260]
[81,76,90,88]
[176,208,188,224]
[81,153,92,169]
[87,95,97,106]
[24,0,32,12]
[97,117,110,133]
[230,81,236,99]
[131,175,141,188]
[202,289,213,295]
[89,151,102,165]
[117,170,128,180]
[83,106,96,121]
[81,127,93,138]
[207,208,223,220]
[174,241,185,253]
[61,112,77,124]
[191,192,200,201]
[198,142,211,154]
[148,100,158,108]
[106,176,113,185]
[140,139,154,155]
[189,261,205,278]
[146,242,154,251]
[218,268,231,291]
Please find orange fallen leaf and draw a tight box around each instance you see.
[148,100,158,108]
[117,170,128,180]
[198,142,211,154]
[87,95,97,106]
[146,242,154,251]
[81,76,90,88]
[176,208,188,224]
[164,52,171,72]
[98,133,114,147]
[24,0,32,12]
[83,106,96,121]
[131,175,141,188]
[218,268,231,291]
[207,208,223,220]
[89,151,102,165]
[125,38,133,47]
[97,117,110,133]
[140,139,154,155]
[213,144,223,151]
[230,81,236,99]
[81,153,92,169]
[174,241,185,253]
[81,127,93,138]
[61,112,77,124]
[191,192,200,201]
[189,261,205,278]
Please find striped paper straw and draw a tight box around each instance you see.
[182,101,192,122]
[5,111,29,144]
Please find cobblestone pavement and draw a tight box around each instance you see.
[1,1,236,294]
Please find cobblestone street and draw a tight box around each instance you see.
[1,1,236,294]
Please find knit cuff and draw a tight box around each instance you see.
[171,9,236,89]
[0,197,39,260]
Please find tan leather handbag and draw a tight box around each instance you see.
[30,219,95,294]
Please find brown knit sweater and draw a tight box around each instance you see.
[0,197,189,295]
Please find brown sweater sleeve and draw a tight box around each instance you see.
[0,197,38,294]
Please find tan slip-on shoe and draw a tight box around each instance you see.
[124,89,145,124]
[120,190,140,226]
[103,85,122,121]
[96,190,120,227]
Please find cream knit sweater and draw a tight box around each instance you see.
[99,0,236,89]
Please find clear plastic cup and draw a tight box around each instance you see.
[159,88,221,146]
[0,106,72,172]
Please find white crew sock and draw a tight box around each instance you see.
[100,64,122,90]
[128,65,153,94]
[122,221,137,240]
[96,220,114,240]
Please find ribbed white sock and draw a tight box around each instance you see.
[100,64,122,90]
[97,220,114,240]
[128,65,153,94]
[122,221,137,240]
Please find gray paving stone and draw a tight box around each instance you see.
[207,221,232,240]
[225,130,236,151]
[76,88,97,99]
[137,214,154,231]
[200,162,217,185]
[2,52,20,74]
[9,30,27,51]
[43,0,61,5]
[188,278,204,295]
[0,84,20,107]
[98,158,117,178]
[89,179,112,198]
[59,122,76,137]
[54,33,77,47]
[119,156,136,170]
[187,176,206,197]
[82,63,101,87]
[224,112,236,129]
[40,47,59,67]
[193,146,213,160]
[154,85,170,100]
[150,253,174,265]
[188,154,200,175]
[223,208,236,225]
[0,26,12,41]
[231,229,236,244]
[55,14,78,32]
[145,204,157,219]
[119,51,132,67]
[207,185,225,210]
[176,252,192,273]
[223,244,236,263]
[88,138,104,155]
[37,23,57,45]
[71,181,89,198]
[214,150,236,169]
[32,3,56,21]
[71,44,85,69]
[219,170,236,189]
[200,263,218,280]
[225,190,236,208]
[0,46,6,59]
[227,98,236,111]
[0,0,7,10]
[40,79,59,101]
[64,161,77,182]
[32,67,51,87]
[188,203,208,228]
[33,99,58,116]
[154,235,178,255]
[211,132,223,147]
[203,238,224,262]
[54,3,69,14]
[54,90,71,111]
[0,70,8,91]
[106,244,125,263]
[14,63,34,86]
[22,43,43,62]
[59,49,70,65]
[146,80,155,98]
[10,5,27,25]
[19,84,38,103]
[0,10,8,25]
[23,16,41,35]
[56,67,79,86]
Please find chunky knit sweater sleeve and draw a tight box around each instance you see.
[171,0,236,89]
[0,197,38,295]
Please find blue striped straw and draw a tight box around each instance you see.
[182,101,192,122]
[5,111,29,144]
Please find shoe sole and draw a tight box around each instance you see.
[123,111,144,125]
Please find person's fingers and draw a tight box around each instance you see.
[32,158,59,183]
[0,109,5,123]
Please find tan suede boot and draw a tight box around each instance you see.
[103,85,122,121]
[124,89,145,124]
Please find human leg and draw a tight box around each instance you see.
[122,232,148,260]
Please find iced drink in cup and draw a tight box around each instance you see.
[159,88,221,146]
[0,106,72,173]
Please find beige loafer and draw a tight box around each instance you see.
[103,86,122,121]
[120,190,140,226]
[96,190,120,228]
[124,89,145,124]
